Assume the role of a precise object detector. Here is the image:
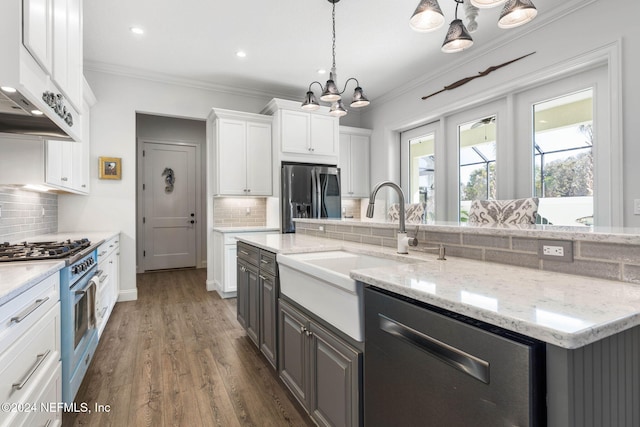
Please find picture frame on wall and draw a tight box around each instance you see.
[99,157,122,180]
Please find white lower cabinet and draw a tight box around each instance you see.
[0,273,61,427]
[212,229,277,298]
[95,234,120,337]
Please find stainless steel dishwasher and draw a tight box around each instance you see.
[364,286,546,427]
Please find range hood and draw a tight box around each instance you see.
[0,88,73,140]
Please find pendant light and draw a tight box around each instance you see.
[301,0,370,117]
[410,0,537,53]
[409,0,445,32]
[441,0,473,53]
[498,0,538,28]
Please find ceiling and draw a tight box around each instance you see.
[83,0,559,105]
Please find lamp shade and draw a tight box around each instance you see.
[409,0,445,32]
[350,87,370,108]
[301,91,320,111]
[441,19,473,53]
[329,100,348,117]
[320,79,341,102]
[498,0,537,29]
[470,0,507,8]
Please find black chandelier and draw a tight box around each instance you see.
[301,0,369,117]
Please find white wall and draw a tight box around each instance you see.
[360,0,640,227]
[58,71,277,300]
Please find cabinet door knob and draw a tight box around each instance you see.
[61,177,68,181]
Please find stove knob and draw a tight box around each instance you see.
[71,266,77,274]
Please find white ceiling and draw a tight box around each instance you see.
[83,0,558,104]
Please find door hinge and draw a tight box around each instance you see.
[143,150,145,157]
[142,183,145,190]
[143,217,146,224]
[143,250,146,257]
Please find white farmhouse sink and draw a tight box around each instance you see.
[277,250,414,342]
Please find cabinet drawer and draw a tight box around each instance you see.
[0,273,59,348]
[238,242,260,266]
[97,235,119,261]
[0,303,60,405]
[259,250,277,276]
[13,362,61,427]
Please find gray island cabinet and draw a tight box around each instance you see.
[236,241,278,369]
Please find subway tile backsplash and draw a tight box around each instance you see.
[295,221,640,285]
[0,186,58,242]
[213,197,267,227]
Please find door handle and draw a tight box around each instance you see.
[190,220,195,224]
[378,313,490,384]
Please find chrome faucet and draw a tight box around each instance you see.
[366,181,416,254]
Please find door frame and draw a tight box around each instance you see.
[136,138,204,273]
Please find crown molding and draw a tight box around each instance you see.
[83,60,301,101]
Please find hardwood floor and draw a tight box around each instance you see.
[64,268,315,427]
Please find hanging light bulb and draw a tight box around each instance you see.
[441,1,473,53]
[409,0,445,32]
[329,100,348,117]
[301,0,369,117]
[498,0,537,29]
[470,0,507,8]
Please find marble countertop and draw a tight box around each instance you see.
[237,232,640,349]
[20,231,120,245]
[0,261,65,307]
[212,226,280,233]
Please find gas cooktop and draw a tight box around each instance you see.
[0,238,91,262]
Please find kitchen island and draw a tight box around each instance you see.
[237,231,640,426]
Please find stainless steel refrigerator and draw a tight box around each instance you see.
[281,163,341,233]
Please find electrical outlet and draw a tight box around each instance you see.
[42,207,45,216]
[246,207,251,215]
[634,199,640,215]
[538,239,573,262]
[542,245,564,256]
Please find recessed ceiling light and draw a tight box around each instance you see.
[130,26,144,35]
[1,86,17,93]
[317,69,327,75]
[236,51,247,58]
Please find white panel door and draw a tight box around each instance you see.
[246,121,272,196]
[349,134,370,197]
[143,142,197,270]
[310,115,337,156]
[217,119,247,195]
[281,110,310,154]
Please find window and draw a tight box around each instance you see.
[533,89,593,225]
[459,115,497,221]
[409,133,435,222]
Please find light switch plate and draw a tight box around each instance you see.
[538,239,574,263]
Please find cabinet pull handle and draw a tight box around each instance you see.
[100,274,109,283]
[378,314,490,384]
[259,275,267,280]
[13,350,50,390]
[61,177,68,181]
[99,251,107,257]
[239,250,249,255]
[305,330,313,337]
[300,326,307,333]
[260,259,269,264]
[44,419,53,427]
[10,297,50,324]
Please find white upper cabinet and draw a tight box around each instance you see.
[339,126,371,198]
[52,0,83,110]
[209,109,273,196]
[262,98,339,165]
[23,0,53,73]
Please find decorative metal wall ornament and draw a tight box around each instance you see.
[162,167,175,193]
[421,51,535,100]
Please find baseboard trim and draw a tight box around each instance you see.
[118,288,138,302]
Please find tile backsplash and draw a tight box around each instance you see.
[213,197,267,227]
[0,186,58,242]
